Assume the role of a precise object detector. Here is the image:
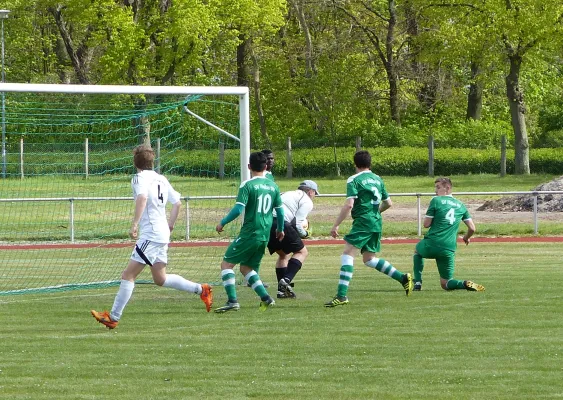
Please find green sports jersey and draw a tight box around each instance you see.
[346,170,389,232]
[236,176,282,241]
[265,171,275,181]
[424,195,471,251]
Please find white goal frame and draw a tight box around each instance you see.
[0,83,251,181]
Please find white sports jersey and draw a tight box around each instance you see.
[131,170,181,243]
[273,189,313,237]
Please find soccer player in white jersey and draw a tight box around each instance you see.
[267,180,319,298]
[91,144,212,329]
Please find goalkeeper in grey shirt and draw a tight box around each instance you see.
[267,180,319,298]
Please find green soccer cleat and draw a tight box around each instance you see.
[402,273,414,296]
[464,280,485,292]
[259,297,275,311]
[324,296,349,307]
[214,301,240,313]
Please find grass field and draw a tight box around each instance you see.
[1,242,562,399]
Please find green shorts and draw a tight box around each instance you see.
[415,239,455,280]
[344,228,382,254]
[223,236,267,271]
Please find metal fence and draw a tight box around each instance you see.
[1,190,561,242]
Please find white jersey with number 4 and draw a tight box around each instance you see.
[132,170,181,243]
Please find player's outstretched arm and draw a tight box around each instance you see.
[379,198,392,213]
[331,198,353,238]
[462,219,476,245]
[130,194,147,239]
[217,203,244,233]
[168,201,181,231]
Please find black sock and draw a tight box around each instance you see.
[276,267,286,283]
[285,259,302,282]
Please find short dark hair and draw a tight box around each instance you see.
[133,144,155,170]
[435,177,452,187]
[354,150,371,169]
[249,151,267,172]
[261,149,273,156]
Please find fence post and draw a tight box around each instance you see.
[69,198,75,243]
[286,136,293,178]
[533,193,538,234]
[355,136,362,152]
[185,198,190,241]
[155,138,161,173]
[417,194,422,236]
[428,135,434,177]
[500,135,507,177]
[20,136,24,179]
[219,142,225,179]
[84,137,89,179]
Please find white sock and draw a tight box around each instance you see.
[110,279,134,321]
[163,274,201,294]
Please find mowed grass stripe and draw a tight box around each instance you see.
[0,242,561,399]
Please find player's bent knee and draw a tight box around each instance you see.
[296,247,309,258]
[153,276,166,286]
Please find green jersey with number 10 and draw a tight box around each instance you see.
[424,195,471,251]
[346,170,389,233]
[236,176,282,242]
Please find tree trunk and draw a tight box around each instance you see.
[237,35,251,87]
[385,0,400,126]
[49,5,92,85]
[505,55,530,175]
[251,50,271,148]
[466,62,483,120]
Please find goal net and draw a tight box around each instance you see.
[0,83,250,295]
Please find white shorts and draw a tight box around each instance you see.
[130,240,169,266]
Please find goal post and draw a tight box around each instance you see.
[0,83,251,295]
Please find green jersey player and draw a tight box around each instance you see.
[214,151,285,313]
[413,177,485,292]
[262,149,275,181]
[324,150,413,307]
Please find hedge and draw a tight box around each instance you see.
[4,147,563,177]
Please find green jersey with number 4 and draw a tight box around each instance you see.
[236,176,282,242]
[346,170,389,233]
[424,195,471,251]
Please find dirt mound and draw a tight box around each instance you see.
[477,176,563,212]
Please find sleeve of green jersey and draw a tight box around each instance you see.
[462,206,471,220]
[380,181,389,201]
[235,182,249,205]
[346,180,357,198]
[220,203,244,226]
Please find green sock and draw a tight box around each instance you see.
[365,258,404,282]
[245,270,269,300]
[446,279,466,290]
[337,264,354,298]
[413,253,424,282]
[221,269,238,302]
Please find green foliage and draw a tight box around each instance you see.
[6,146,563,177]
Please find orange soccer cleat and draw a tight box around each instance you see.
[91,310,118,330]
[200,284,213,312]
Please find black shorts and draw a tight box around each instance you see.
[267,218,305,255]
